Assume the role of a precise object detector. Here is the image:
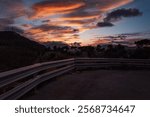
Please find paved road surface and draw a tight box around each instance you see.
[22,70,150,100]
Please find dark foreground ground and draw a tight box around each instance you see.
[22,70,150,100]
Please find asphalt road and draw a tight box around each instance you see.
[22,70,150,100]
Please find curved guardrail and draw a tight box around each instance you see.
[75,58,150,69]
[0,58,75,100]
[0,58,74,88]
[0,65,74,100]
[0,58,150,100]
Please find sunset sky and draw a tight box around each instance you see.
[0,0,150,46]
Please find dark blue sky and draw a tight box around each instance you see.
[0,0,149,46]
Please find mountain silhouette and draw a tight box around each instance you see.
[0,31,46,72]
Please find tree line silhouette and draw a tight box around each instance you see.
[0,31,150,72]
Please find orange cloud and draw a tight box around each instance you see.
[60,15,99,21]
[25,24,79,42]
[99,0,134,11]
[25,0,134,44]
[21,24,32,28]
[92,39,112,46]
[30,0,85,19]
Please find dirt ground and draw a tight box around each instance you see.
[22,70,150,100]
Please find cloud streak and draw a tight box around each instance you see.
[97,8,142,28]
[0,0,26,18]
[0,0,136,43]
[104,8,143,22]
[30,0,85,19]
[97,22,114,27]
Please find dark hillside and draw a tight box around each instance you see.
[0,31,46,72]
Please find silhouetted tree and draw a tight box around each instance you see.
[96,45,102,52]
[135,39,150,48]
[104,44,127,58]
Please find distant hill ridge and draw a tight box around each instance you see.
[0,31,45,50]
[0,31,46,72]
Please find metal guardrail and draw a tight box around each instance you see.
[0,58,150,100]
[0,65,74,100]
[0,58,74,88]
[0,58,75,100]
[75,58,150,69]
